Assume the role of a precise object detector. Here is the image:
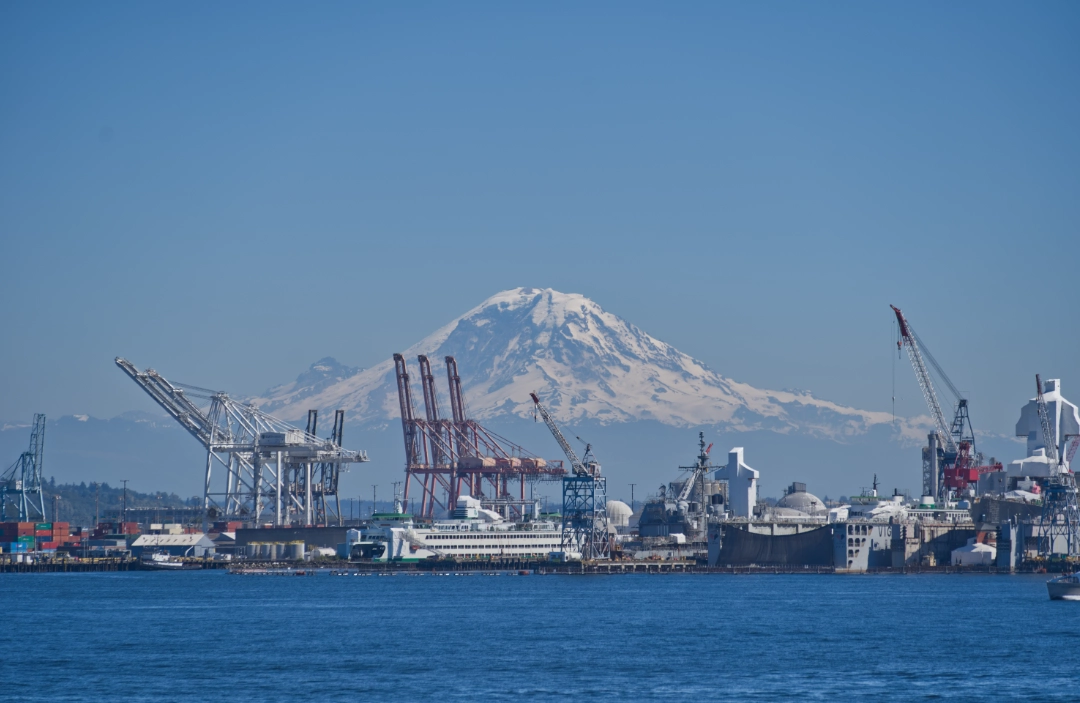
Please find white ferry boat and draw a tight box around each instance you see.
[1047,572,1080,600]
[351,496,571,562]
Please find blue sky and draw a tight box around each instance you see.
[2,2,1078,437]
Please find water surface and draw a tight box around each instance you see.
[2,571,1075,701]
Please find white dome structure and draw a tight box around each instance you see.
[776,486,826,516]
[607,500,633,527]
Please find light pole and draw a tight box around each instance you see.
[121,480,129,528]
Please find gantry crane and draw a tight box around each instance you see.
[395,356,563,519]
[529,392,608,560]
[116,358,367,527]
[1035,374,1080,557]
[1,414,47,521]
[891,305,1001,502]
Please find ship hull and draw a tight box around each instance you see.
[1047,576,1080,600]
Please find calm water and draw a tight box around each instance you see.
[1,570,1077,702]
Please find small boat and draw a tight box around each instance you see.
[1046,572,1080,600]
[140,551,197,570]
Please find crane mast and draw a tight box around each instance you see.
[891,305,956,453]
[1035,374,1060,468]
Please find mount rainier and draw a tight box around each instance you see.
[254,288,925,443]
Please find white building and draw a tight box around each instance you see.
[713,447,759,519]
[951,538,996,566]
[1009,378,1080,477]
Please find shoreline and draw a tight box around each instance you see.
[0,558,1072,575]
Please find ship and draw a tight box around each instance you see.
[350,495,568,562]
[1047,572,1080,600]
[139,551,199,570]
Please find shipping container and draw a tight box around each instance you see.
[17,536,34,543]
[41,541,57,549]
[35,523,52,530]
[34,530,51,537]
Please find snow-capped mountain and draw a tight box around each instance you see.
[252,288,926,442]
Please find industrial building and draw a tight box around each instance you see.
[713,448,758,520]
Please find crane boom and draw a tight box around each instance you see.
[529,392,586,476]
[1035,374,1060,466]
[115,357,222,446]
[891,305,956,453]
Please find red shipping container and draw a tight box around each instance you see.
[34,530,51,537]
[41,541,57,549]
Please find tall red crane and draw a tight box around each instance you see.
[395,354,565,519]
[891,305,1001,501]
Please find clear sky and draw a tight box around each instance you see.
[2,2,1077,437]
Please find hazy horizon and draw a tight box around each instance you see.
[2,3,1077,492]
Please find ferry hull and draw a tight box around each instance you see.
[1047,577,1080,600]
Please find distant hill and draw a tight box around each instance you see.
[30,480,195,529]
[0,414,206,496]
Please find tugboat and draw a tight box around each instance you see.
[1047,571,1080,600]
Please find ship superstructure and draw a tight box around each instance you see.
[352,495,568,562]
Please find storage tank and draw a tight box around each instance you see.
[286,542,304,560]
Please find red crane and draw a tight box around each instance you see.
[394,354,565,519]
[891,305,1001,500]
